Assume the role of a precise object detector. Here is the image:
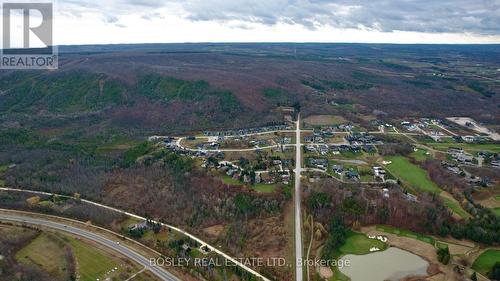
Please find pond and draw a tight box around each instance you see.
[339,247,429,281]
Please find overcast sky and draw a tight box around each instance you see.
[7,0,500,45]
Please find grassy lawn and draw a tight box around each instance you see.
[141,229,171,242]
[427,142,500,153]
[385,156,441,194]
[360,175,373,182]
[0,164,8,173]
[339,151,363,159]
[133,270,163,281]
[96,138,140,154]
[436,241,449,250]
[330,267,350,281]
[410,149,430,162]
[492,208,500,217]
[339,230,387,256]
[495,195,500,201]
[442,196,470,219]
[222,175,277,193]
[221,175,244,186]
[16,233,69,279]
[67,237,119,281]
[472,249,500,276]
[252,183,276,193]
[376,225,435,245]
[358,166,374,182]
[119,217,142,230]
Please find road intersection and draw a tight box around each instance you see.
[0,116,445,281]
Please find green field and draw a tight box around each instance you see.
[384,156,441,194]
[410,149,430,162]
[495,195,500,201]
[252,183,276,193]
[472,249,500,276]
[68,237,119,281]
[358,166,374,182]
[0,164,8,173]
[331,267,350,281]
[442,197,470,219]
[427,142,500,153]
[338,230,387,255]
[95,138,140,154]
[339,151,363,159]
[223,175,278,193]
[16,233,69,279]
[436,241,449,250]
[376,225,435,245]
[221,175,244,186]
[492,208,500,217]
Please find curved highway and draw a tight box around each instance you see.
[0,187,270,281]
[0,213,179,281]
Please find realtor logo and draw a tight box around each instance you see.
[1,2,57,69]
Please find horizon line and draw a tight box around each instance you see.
[53,41,500,47]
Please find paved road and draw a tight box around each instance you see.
[0,213,179,281]
[0,187,270,281]
[294,115,303,281]
[176,136,296,152]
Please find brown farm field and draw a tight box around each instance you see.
[303,115,347,126]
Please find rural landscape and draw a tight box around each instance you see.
[0,43,499,281]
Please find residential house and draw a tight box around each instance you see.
[331,165,344,174]
[373,166,386,180]
[404,193,418,202]
[346,170,360,180]
[128,221,149,232]
[456,154,473,163]
[309,158,328,170]
[319,145,329,155]
[255,174,261,184]
[382,188,390,199]
[462,136,475,143]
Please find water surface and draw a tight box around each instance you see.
[339,247,429,281]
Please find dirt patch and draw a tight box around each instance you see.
[476,196,500,209]
[318,266,333,279]
[426,272,446,281]
[447,243,472,256]
[303,115,346,126]
[202,224,225,238]
[447,117,500,141]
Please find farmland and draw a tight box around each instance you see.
[1,223,141,281]
[16,233,70,280]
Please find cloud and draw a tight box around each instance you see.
[175,0,500,35]
[55,0,500,43]
[103,15,119,23]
